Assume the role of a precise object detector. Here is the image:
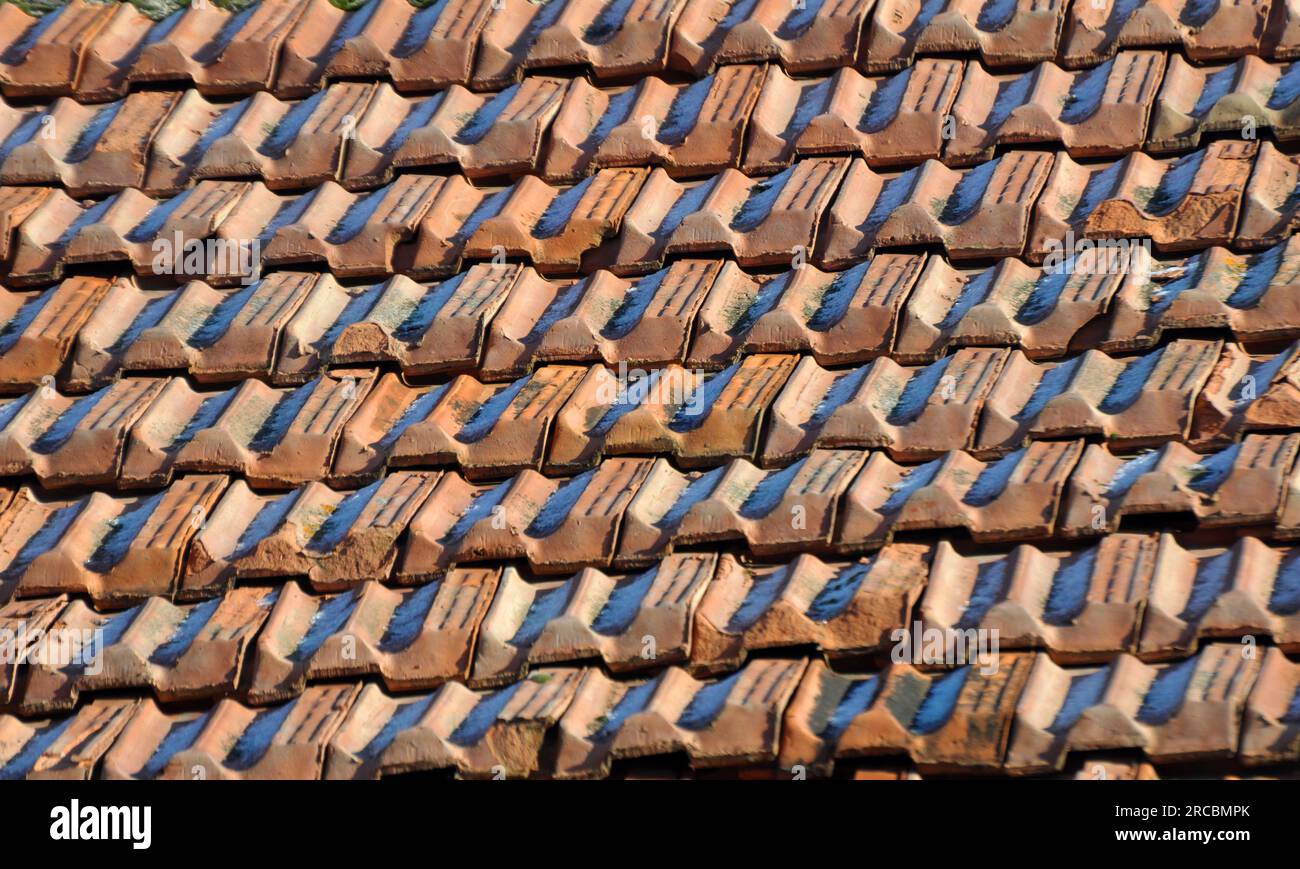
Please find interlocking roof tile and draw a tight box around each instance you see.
[944,53,1164,166]
[1,186,92,286]
[1191,340,1300,446]
[345,78,575,186]
[1241,647,1300,765]
[1006,644,1261,774]
[743,60,963,174]
[1060,0,1273,67]
[334,366,588,481]
[326,668,583,780]
[1098,241,1300,352]
[835,440,1082,548]
[544,65,763,181]
[0,476,226,607]
[463,167,647,273]
[101,683,358,780]
[246,570,499,702]
[764,348,1007,463]
[691,545,929,674]
[1148,55,1300,152]
[475,0,685,86]
[1059,436,1300,537]
[398,459,653,579]
[119,371,372,489]
[893,253,1137,363]
[820,152,1053,266]
[0,377,164,488]
[616,449,866,564]
[598,158,848,272]
[0,594,65,702]
[75,273,316,386]
[670,0,872,74]
[686,254,925,367]
[924,534,1158,662]
[864,0,1067,72]
[549,353,795,470]
[975,340,1223,454]
[183,473,437,598]
[554,657,806,777]
[0,0,117,98]
[471,554,717,685]
[1028,141,1258,257]
[16,587,275,715]
[0,90,179,196]
[780,655,1035,775]
[125,0,311,96]
[0,698,137,781]
[1239,141,1300,249]
[0,275,112,392]
[1138,535,1300,656]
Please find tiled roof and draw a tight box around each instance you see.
[2,0,1300,781]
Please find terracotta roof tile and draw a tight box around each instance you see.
[471,554,717,685]
[0,0,117,98]
[744,61,963,175]
[1190,340,1300,447]
[246,570,499,702]
[1148,55,1300,152]
[1239,141,1300,250]
[836,441,1082,549]
[1028,141,1258,258]
[81,273,316,386]
[692,545,929,674]
[0,697,137,781]
[548,353,796,470]
[1060,0,1272,67]
[1241,647,1300,765]
[281,0,487,94]
[399,459,653,579]
[476,0,685,87]
[1098,241,1300,352]
[0,377,164,488]
[344,78,573,186]
[183,473,437,598]
[671,0,872,74]
[119,371,372,489]
[976,340,1223,454]
[893,253,1136,363]
[101,683,358,780]
[1059,436,1300,537]
[945,53,1164,166]
[865,0,1067,72]
[326,668,582,779]
[0,275,112,392]
[544,65,762,181]
[264,176,468,278]
[129,0,311,95]
[463,167,647,273]
[0,91,179,196]
[764,349,1007,463]
[1139,535,1300,656]
[821,152,1053,266]
[554,657,806,777]
[334,366,588,481]
[0,476,226,606]
[1006,644,1261,773]
[780,655,1035,775]
[924,535,1158,662]
[1,186,93,286]
[0,594,65,703]
[16,586,275,715]
[616,449,866,565]
[0,185,51,263]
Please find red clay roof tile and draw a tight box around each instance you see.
[0,697,137,780]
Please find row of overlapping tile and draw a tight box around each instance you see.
[4,49,1300,196]
[6,140,1300,288]
[4,641,1299,778]
[5,244,1300,397]
[0,334,1296,491]
[4,0,1300,104]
